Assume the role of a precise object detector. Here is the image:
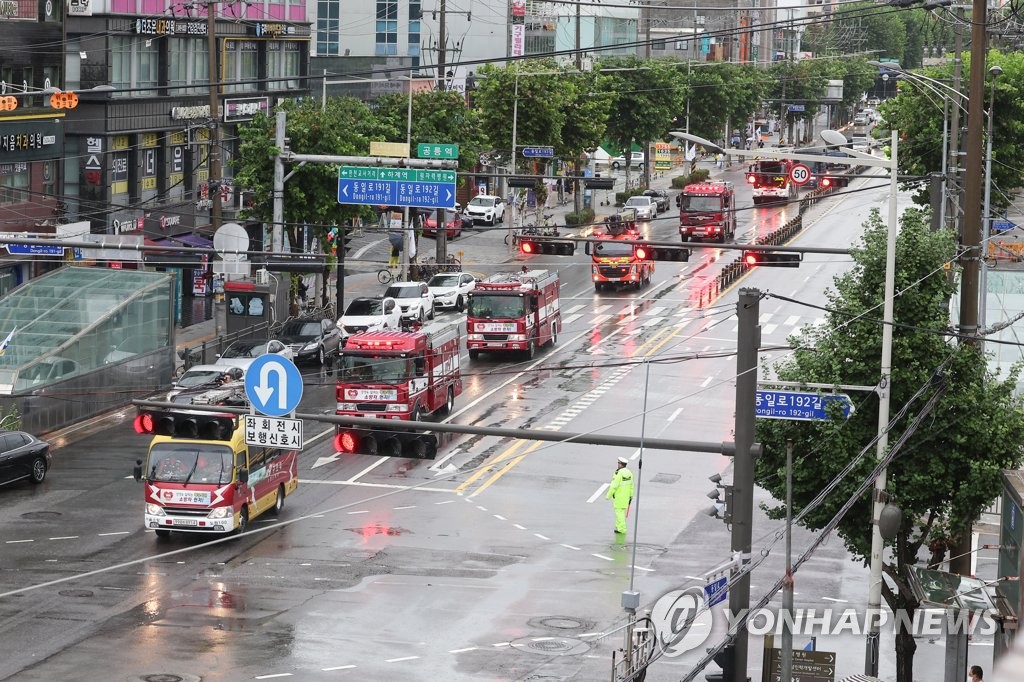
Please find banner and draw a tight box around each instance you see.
[511,24,525,57]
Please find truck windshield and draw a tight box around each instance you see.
[468,295,525,319]
[148,443,233,485]
[340,354,410,382]
[755,162,787,175]
[594,241,635,257]
[682,196,723,212]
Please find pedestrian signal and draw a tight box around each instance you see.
[133,410,237,440]
[741,250,801,268]
[49,91,79,109]
[0,96,17,111]
[518,237,575,256]
[334,426,438,459]
[632,244,691,262]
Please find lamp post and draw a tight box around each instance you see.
[881,73,889,100]
[979,65,1003,350]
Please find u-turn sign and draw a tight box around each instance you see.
[244,355,304,417]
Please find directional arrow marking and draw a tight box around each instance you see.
[254,362,288,410]
[312,453,341,469]
[340,185,349,198]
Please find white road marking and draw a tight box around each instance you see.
[255,674,292,680]
[534,533,550,540]
[594,304,612,314]
[352,238,384,259]
[300,479,455,493]
[813,317,824,326]
[300,563,312,566]
[6,539,32,544]
[592,553,614,562]
[533,637,554,642]
[435,500,455,505]
[700,376,713,388]
[322,664,357,671]
[629,447,642,461]
[685,575,704,580]
[347,457,390,482]
[347,510,369,515]
[564,303,585,314]
[667,407,683,422]
[784,315,800,326]
[592,314,611,324]
[514,524,527,530]
[449,647,478,654]
[385,656,419,663]
[477,506,487,511]
[493,514,507,521]
[97,531,130,537]
[393,505,416,510]
[49,536,78,540]
[562,313,583,326]
[821,597,848,603]
[561,544,581,551]
[762,323,777,335]
[493,642,510,647]
[631,565,655,572]
[429,448,461,470]
[646,306,666,316]
[587,484,609,503]
[579,633,603,638]
[759,313,773,324]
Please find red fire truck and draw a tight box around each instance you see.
[336,321,462,422]
[467,269,561,360]
[587,209,654,291]
[678,181,737,243]
[747,159,798,205]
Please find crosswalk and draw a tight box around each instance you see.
[557,302,825,344]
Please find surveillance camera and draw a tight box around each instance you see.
[990,65,1004,77]
[704,506,721,518]
[709,473,722,484]
[707,489,721,500]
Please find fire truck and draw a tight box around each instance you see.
[132,410,299,538]
[678,181,737,243]
[587,209,654,291]
[336,321,462,422]
[467,269,560,360]
[747,159,798,205]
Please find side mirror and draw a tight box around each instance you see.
[238,467,249,485]
[132,459,143,482]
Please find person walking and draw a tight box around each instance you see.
[970,665,984,682]
[606,456,634,535]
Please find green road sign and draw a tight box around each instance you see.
[417,143,459,160]
[338,166,456,183]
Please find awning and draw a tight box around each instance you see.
[149,233,214,249]
[144,232,212,266]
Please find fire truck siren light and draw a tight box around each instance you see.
[747,174,757,184]
[741,251,802,268]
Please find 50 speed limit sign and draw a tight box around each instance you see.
[789,163,811,185]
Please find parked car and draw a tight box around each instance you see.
[465,195,505,226]
[337,296,401,343]
[624,195,658,221]
[611,152,645,170]
[642,189,671,212]
[384,281,435,322]
[427,272,476,311]
[422,210,464,239]
[162,365,245,405]
[278,317,342,365]
[0,431,51,486]
[16,357,80,390]
[214,339,294,369]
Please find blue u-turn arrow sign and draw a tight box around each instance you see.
[244,355,304,417]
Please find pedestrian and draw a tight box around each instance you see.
[389,244,400,268]
[970,665,984,682]
[716,153,724,170]
[606,456,634,535]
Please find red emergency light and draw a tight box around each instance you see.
[634,246,649,260]
[746,174,757,184]
[134,413,154,434]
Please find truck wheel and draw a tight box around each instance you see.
[469,349,480,360]
[440,386,455,415]
[681,235,690,242]
[154,529,171,539]
[550,324,558,346]
[271,485,285,515]
[594,282,603,292]
[456,295,465,312]
[524,339,535,360]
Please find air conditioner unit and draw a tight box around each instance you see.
[255,268,270,285]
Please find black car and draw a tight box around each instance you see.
[0,431,51,486]
[642,189,671,213]
[279,317,342,365]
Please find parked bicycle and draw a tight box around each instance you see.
[378,267,398,285]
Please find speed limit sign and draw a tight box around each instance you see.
[790,163,811,186]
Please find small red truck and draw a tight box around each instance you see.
[587,209,655,290]
[678,181,737,243]
[467,269,561,360]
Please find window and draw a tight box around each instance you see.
[409,1,420,19]
[224,40,258,93]
[376,0,398,55]
[111,36,158,96]
[268,41,301,90]
[316,0,340,55]
[0,165,29,205]
[169,37,209,96]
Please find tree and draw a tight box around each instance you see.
[768,60,830,143]
[554,69,612,215]
[233,97,388,308]
[754,209,1024,682]
[880,50,1024,208]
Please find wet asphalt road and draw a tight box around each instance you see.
[0,169,976,682]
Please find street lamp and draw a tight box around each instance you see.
[881,73,889,100]
[979,64,1003,350]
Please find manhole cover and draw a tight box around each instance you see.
[510,636,590,656]
[21,511,62,520]
[346,524,409,537]
[607,542,665,555]
[58,589,93,598]
[533,616,586,630]
[650,473,680,484]
[137,675,200,682]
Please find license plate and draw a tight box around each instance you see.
[486,342,506,347]
[174,519,199,526]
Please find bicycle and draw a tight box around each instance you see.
[378,268,396,285]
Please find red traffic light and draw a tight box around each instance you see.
[134,413,155,434]
[335,430,358,453]
[634,246,649,260]
[744,252,760,267]
[746,174,757,184]
[821,177,832,188]
[520,240,535,254]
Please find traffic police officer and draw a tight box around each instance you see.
[606,456,634,535]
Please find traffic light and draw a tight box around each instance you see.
[633,244,691,262]
[49,91,79,109]
[334,426,438,459]
[507,176,538,188]
[343,227,355,256]
[705,644,734,682]
[742,250,801,268]
[133,410,236,441]
[519,236,576,256]
[0,96,17,111]
[584,177,615,190]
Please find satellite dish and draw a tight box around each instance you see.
[820,129,848,148]
[213,222,249,261]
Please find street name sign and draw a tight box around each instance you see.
[789,163,811,186]
[417,142,459,159]
[338,166,456,183]
[244,414,303,448]
[788,104,806,112]
[755,390,854,421]
[704,576,728,606]
[244,354,304,417]
[765,649,836,682]
[4,243,64,256]
[337,166,456,209]
[993,219,1016,232]
[522,146,554,158]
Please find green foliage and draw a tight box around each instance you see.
[881,50,1024,208]
[671,168,711,188]
[598,56,687,159]
[767,60,830,130]
[565,208,596,227]
[754,208,1024,619]
[682,64,770,143]
[555,70,613,170]
[0,403,21,430]
[615,188,647,206]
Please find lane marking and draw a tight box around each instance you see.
[301,479,455,493]
[821,597,848,603]
[393,505,416,510]
[435,500,454,505]
[476,506,488,511]
[700,376,713,388]
[255,675,292,680]
[429,448,462,471]
[562,313,583,326]
[449,647,478,654]
[385,656,420,663]
[629,447,642,461]
[631,565,655,572]
[347,510,369,515]
[587,484,609,503]
[534,533,550,540]
[493,514,507,521]
[564,303,585,315]
[561,544,581,551]
[784,315,800,326]
[762,323,777,335]
[667,407,683,422]
[492,642,510,648]
[592,553,614,562]
[469,439,546,498]
[347,457,390,483]
[322,664,357,671]
[455,439,527,494]
[6,539,32,544]
[513,524,527,530]
[49,536,78,540]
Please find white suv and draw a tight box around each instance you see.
[611,152,645,170]
[465,195,505,226]
[337,296,401,344]
[383,282,435,322]
[427,272,476,311]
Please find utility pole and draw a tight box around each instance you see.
[945,8,963,234]
[434,0,448,268]
[575,0,582,69]
[727,287,759,682]
[206,0,223,233]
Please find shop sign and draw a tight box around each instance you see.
[170,104,211,120]
[224,97,269,123]
[144,209,191,233]
[110,210,145,235]
[254,22,294,37]
[0,120,63,162]
[0,0,34,20]
[135,17,207,36]
[67,0,91,15]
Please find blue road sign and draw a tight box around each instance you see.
[337,178,456,209]
[4,244,64,256]
[522,146,554,158]
[756,390,854,421]
[705,576,728,607]
[787,104,805,112]
[992,219,1015,232]
[245,354,304,417]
